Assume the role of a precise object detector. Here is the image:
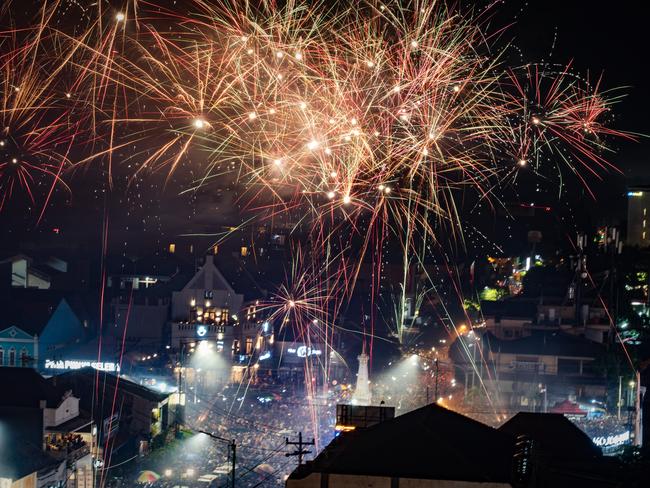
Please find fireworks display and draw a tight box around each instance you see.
[0,0,635,440]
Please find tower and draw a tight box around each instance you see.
[353,346,372,405]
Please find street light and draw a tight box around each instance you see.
[199,431,236,487]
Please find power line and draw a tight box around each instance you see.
[285,432,314,466]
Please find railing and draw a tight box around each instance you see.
[46,442,90,464]
[510,361,545,373]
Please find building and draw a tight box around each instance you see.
[48,368,174,455]
[477,331,607,412]
[627,186,650,247]
[106,252,191,350]
[498,413,621,487]
[287,403,515,487]
[0,254,55,289]
[0,368,95,488]
[0,290,86,369]
[0,418,67,488]
[481,298,611,344]
[288,404,625,488]
[170,255,243,352]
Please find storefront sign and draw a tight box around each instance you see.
[287,346,322,357]
[592,430,630,447]
[44,359,121,372]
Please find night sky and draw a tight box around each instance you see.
[0,0,647,256]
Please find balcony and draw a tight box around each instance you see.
[510,361,545,373]
[45,435,90,464]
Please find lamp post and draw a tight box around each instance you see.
[175,339,198,431]
[199,430,236,487]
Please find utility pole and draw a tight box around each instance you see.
[434,358,440,402]
[176,341,184,432]
[618,375,623,420]
[199,431,236,487]
[574,232,588,328]
[634,371,642,447]
[231,441,236,488]
[285,432,315,466]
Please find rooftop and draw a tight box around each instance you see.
[49,367,169,404]
[499,412,601,459]
[289,403,514,483]
[0,409,62,480]
[0,367,67,409]
[483,331,605,358]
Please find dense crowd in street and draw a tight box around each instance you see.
[105,358,633,487]
[111,381,345,488]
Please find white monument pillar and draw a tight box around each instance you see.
[353,346,372,406]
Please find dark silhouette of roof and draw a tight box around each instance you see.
[499,412,601,459]
[289,403,514,483]
[0,367,66,408]
[480,298,538,318]
[0,291,64,336]
[484,331,604,358]
[49,367,168,404]
[0,408,61,480]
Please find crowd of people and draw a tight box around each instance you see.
[113,381,347,488]
[109,354,634,487]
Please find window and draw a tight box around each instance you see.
[245,338,253,355]
[169,243,176,253]
[8,348,16,367]
[20,348,28,367]
[558,358,580,375]
[241,246,248,257]
[0,347,3,365]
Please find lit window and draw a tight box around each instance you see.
[241,246,248,257]
[169,243,176,253]
[213,245,219,255]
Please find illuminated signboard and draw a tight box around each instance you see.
[44,359,121,372]
[287,346,322,357]
[592,431,630,448]
[196,325,208,337]
[628,191,644,197]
